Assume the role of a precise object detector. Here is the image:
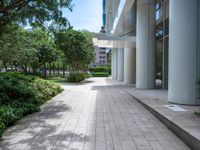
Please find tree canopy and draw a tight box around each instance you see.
[55,29,94,73]
[0,0,73,32]
[0,25,64,74]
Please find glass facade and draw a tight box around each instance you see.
[102,0,106,26]
[155,0,169,89]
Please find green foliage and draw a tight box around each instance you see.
[92,72,109,77]
[0,25,21,68]
[32,78,63,105]
[0,106,22,126]
[0,0,73,32]
[156,48,162,79]
[67,73,87,83]
[55,29,94,73]
[0,119,5,137]
[0,103,39,129]
[84,73,90,79]
[90,66,111,73]
[45,77,68,83]
[0,26,64,74]
[90,66,111,76]
[0,73,36,105]
[0,72,63,137]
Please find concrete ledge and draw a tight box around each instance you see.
[127,89,200,150]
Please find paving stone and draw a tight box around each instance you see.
[0,78,190,150]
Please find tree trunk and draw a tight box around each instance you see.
[53,63,56,76]
[62,65,65,77]
[3,62,7,71]
[57,63,60,76]
[10,63,13,71]
[33,68,36,74]
[49,63,52,77]
[28,66,31,73]
[24,65,27,73]
[44,63,47,77]
[14,64,17,71]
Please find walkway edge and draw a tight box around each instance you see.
[127,91,200,150]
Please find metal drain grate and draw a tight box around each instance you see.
[164,105,188,112]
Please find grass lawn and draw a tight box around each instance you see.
[45,77,68,83]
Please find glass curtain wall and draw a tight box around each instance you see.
[155,0,169,89]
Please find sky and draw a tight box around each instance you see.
[63,0,102,33]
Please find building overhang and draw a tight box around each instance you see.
[113,0,136,35]
[92,33,136,49]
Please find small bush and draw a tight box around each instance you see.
[0,119,5,137]
[67,73,86,83]
[0,74,35,105]
[92,72,109,77]
[32,78,63,105]
[0,72,35,82]
[0,106,22,126]
[90,66,111,75]
[90,66,110,73]
[0,72,63,137]
[84,73,90,79]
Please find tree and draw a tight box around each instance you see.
[0,0,73,34]
[27,29,58,75]
[82,30,95,65]
[0,26,59,74]
[0,24,21,70]
[55,29,94,74]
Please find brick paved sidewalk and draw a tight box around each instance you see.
[0,78,190,150]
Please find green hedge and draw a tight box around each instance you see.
[92,72,109,77]
[0,72,63,137]
[90,66,111,74]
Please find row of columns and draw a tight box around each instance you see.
[112,47,136,84]
[111,0,200,105]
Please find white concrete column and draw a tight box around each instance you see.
[124,48,136,84]
[136,0,155,89]
[113,49,118,80]
[117,48,124,81]
[168,0,200,105]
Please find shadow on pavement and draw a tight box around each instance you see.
[0,101,82,149]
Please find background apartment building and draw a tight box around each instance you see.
[93,46,108,66]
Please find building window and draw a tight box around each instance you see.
[99,52,106,54]
[164,18,169,36]
[156,23,163,40]
[156,0,163,22]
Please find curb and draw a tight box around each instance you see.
[128,92,200,150]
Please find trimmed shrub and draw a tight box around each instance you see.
[92,72,109,77]
[0,72,63,137]
[0,106,22,126]
[84,73,90,79]
[67,73,86,83]
[0,73,35,105]
[90,66,111,75]
[32,78,63,105]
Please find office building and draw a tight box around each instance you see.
[102,0,200,105]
